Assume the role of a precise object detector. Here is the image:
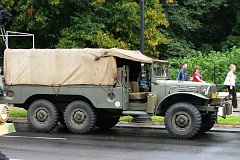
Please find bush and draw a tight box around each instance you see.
[168,47,240,91]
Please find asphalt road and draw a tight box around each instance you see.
[0,123,240,160]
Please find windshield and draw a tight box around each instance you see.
[153,61,170,79]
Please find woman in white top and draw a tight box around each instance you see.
[224,64,237,108]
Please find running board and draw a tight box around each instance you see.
[122,111,149,116]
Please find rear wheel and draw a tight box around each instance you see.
[164,102,202,139]
[198,113,217,133]
[28,99,59,132]
[64,100,96,134]
[96,116,120,129]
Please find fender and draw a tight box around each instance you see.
[156,92,210,114]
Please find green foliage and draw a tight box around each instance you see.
[159,0,234,58]
[221,0,240,51]
[0,0,240,61]
[9,109,27,118]
[57,0,169,58]
[119,116,133,122]
[168,47,240,87]
[217,116,240,125]
[1,0,77,49]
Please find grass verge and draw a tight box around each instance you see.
[217,116,240,125]
[9,110,240,126]
[9,109,28,118]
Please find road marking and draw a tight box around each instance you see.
[3,135,67,140]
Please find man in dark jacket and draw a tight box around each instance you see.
[176,62,188,81]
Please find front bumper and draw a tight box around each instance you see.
[218,101,232,117]
[198,98,232,117]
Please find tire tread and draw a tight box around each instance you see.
[164,102,202,139]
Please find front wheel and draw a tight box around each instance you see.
[64,101,96,134]
[164,102,202,139]
[28,99,59,132]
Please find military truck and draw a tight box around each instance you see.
[0,48,231,139]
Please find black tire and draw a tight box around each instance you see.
[28,99,59,132]
[0,151,9,160]
[96,116,120,129]
[164,102,202,139]
[64,100,96,134]
[198,113,217,134]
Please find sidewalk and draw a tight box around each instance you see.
[218,92,240,98]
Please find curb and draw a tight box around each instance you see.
[116,122,240,133]
[0,123,16,136]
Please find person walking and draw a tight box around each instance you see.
[224,64,237,108]
[176,62,188,81]
[193,66,205,82]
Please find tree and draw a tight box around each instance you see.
[221,0,240,51]
[57,0,170,58]
[159,0,234,58]
[0,0,74,49]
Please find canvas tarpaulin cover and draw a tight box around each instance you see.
[4,48,153,86]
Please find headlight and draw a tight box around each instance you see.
[202,88,207,94]
[204,86,210,96]
[0,104,9,124]
[203,86,217,98]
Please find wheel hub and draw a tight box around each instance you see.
[175,115,189,127]
[73,110,86,123]
[36,109,48,122]
[172,111,192,131]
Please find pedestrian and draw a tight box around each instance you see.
[223,64,237,108]
[193,66,205,82]
[176,62,190,81]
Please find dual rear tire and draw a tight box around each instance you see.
[28,100,97,134]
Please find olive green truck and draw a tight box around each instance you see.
[0,48,232,139]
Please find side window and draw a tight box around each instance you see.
[153,61,170,79]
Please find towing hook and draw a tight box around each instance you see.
[222,94,232,101]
